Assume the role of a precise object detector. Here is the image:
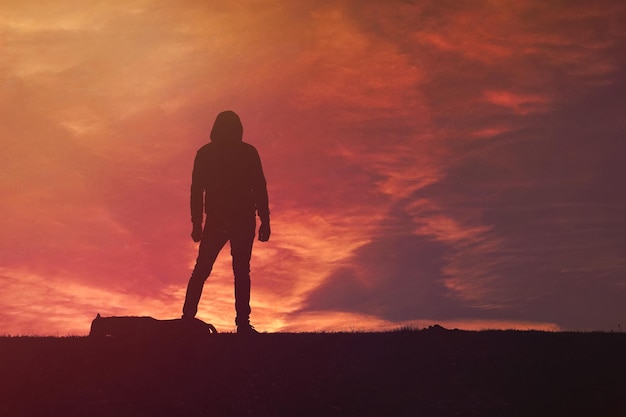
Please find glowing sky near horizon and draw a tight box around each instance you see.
[1,1,625,335]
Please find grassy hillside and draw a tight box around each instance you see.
[1,329,624,417]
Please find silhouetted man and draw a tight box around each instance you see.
[182,110,270,334]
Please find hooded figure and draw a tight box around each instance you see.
[209,110,244,144]
[183,110,270,334]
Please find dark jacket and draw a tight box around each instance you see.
[190,111,269,225]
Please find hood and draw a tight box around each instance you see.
[210,110,243,144]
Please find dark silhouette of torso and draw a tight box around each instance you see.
[191,141,269,225]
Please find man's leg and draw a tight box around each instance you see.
[182,224,228,319]
[230,216,256,327]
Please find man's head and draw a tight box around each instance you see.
[210,110,243,144]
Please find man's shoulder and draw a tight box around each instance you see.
[240,141,259,153]
[195,142,258,160]
[196,143,213,153]
[197,142,256,150]
[194,143,211,160]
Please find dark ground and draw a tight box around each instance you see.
[0,329,624,417]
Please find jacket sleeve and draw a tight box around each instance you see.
[190,150,205,225]
[251,148,270,223]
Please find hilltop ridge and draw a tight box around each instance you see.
[1,330,624,416]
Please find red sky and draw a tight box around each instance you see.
[2,1,625,335]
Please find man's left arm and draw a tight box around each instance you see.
[251,148,270,242]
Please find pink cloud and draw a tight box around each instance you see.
[483,90,551,114]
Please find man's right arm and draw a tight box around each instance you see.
[190,150,204,242]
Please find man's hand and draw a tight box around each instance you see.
[258,222,271,242]
[191,223,203,242]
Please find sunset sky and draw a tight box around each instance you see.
[2,1,625,335]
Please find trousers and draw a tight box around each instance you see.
[182,215,256,326]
